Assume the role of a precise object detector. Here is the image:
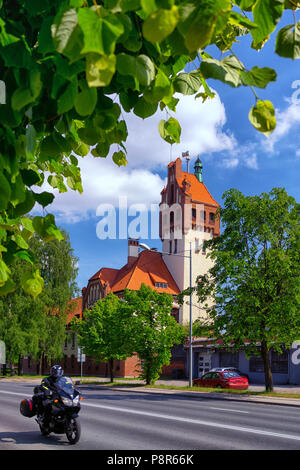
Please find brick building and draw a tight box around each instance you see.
[22,156,219,379]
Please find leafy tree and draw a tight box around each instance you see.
[72,292,136,382]
[181,188,300,392]
[0,0,299,291]
[124,284,186,385]
[0,229,79,375]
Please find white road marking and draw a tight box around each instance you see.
[209,407,249,414]
[1,389,300,442]
[84,402,300,442]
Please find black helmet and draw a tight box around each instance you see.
[50,365,64,378]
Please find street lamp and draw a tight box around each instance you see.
[139,242,194,387]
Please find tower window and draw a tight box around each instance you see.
[209,212,214,223]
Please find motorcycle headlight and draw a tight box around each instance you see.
[62,397,73,407]
[73,396,80,406]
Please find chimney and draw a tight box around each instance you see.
[128,238,139,266]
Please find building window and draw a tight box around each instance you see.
[209,212,214,223]
[271,349,288,374]
[169,240,172,254]
[195,239,199,253]
[71,333,75,349]
[219,351,239,368]
[174,239,178,253]
[155,282,168,288]
[71,355,75,369]
[202,240,206,255]
[249,355,264,373]
[64,336,68,349]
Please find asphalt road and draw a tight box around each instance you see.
[1,380,300,451]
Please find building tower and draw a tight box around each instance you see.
[159,157,220,325]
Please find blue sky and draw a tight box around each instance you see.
[40,11,300,292]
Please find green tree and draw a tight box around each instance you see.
[124,284,185,385]
[72,292,136,382]
[181,188,300,392]
[0,0,299,291]
[0,229,79,375]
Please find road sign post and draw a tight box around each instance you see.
[77,347,86,380]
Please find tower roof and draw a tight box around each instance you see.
[177,172,219,206]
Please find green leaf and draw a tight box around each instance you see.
[0,277,16,296]
[248,100,276,135]
[20,169,41,187]
[251,0,284,49]
[11,233,29,250]
[240,66,277,88]
[21,269,44,298]
[13,190,35,217]
[0,258,10,287]
[51,8,78,54]
[275,22,300,59]
[13,250,36,264]
[159,117,181,144]
[116,53,155,86]
[74,86,97,116]
[200,56,243,88]
[133,98,158,118]
[78,8,123,55]
[11,87,35,111]
[33,191,55,208]
[182,0,231,52]
[0,173,11,211]
[86,53,116,87]
[57,79,78,114]
[174,71,203,95]
[142,6,179,43]
[112,150,128,166]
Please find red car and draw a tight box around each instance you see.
[193,371,248,390]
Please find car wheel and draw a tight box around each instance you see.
[216,384,223,389]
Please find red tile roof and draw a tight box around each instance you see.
[65,297,82,324]
[88,251,180,296]
[177,172,219,206]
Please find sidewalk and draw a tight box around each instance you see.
[2,376,300,407]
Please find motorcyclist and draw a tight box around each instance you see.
[33,365,64,428]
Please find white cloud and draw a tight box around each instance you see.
[35,92,238,223]
[263,101,300,153]
[124,92,237,170]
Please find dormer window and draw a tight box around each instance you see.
[155,282,168,288]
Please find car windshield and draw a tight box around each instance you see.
[56,376,74,395]
[222,371,240,378]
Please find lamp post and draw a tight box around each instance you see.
[139,242,194,387]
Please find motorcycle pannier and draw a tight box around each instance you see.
[20,398,36,418]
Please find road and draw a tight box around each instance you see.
[1,380,300,451]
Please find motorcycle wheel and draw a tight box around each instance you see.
[65,417,81,445]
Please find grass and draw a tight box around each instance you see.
[2,374,300,399]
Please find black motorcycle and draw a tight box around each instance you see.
[21,376,82,444]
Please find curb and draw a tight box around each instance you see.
[76,383,300,408]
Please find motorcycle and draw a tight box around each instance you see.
[20,376,83,444]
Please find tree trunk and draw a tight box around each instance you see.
[146,359,152,385]
[261,341,273,392]
[109,358,114,383]
[38,353,43,376]
[17,354,23,376]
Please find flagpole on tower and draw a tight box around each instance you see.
[182,151,190,173]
